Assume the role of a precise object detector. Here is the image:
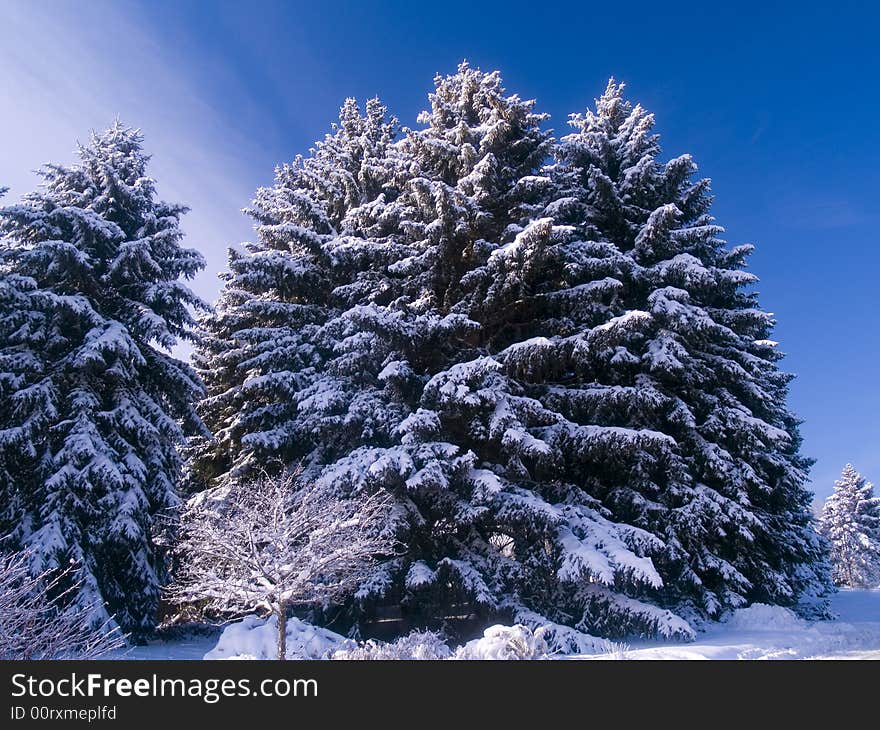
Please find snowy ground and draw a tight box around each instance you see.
[111,589,880,660]
[570,589,880,660]
[108,631,221,660]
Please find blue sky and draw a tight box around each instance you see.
[0,0,876,502]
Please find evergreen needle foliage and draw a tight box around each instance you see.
[190,65,831,642]
[818,464,880,588]
[0,124,207,636]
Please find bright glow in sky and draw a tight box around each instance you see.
[1,0,877,502]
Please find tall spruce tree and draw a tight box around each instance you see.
[192,67,830,644]
[535,80,832,621]
[195,66,695,644]
[188,97,401,492]
[818,464,880,588]
[0,124,206,636]
[330,65,694,641]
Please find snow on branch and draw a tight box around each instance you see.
[168,469,399,658]
[0,546,126,659]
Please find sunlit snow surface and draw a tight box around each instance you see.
[568,589,880,660]
[107,632,220,660]
[111,589,880,660]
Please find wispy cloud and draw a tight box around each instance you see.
[0,1,265,320]
[776,197,872,231]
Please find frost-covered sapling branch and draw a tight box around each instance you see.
[0,547,126,659]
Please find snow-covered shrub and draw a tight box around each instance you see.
[204,615,352,660]
[724,603,806,632]
[332,631,452,660]
[600,640,631,660]
[453,624,548,660]
[512,608,629,655]
[170,470,396,659]
[0,547,126,659]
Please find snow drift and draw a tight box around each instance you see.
[204,615,351,660]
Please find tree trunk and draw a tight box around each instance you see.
[276,605,287,660]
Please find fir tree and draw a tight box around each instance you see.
[531,80,832,621]
[0,124,206,636]
[330,65,694,641]
[194,66,692,644]
[188,97,401,492]
[818,464,880,588]
[192,67,831,643]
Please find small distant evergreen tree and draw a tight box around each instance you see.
[0,124,206,636]
[818,464,880,588]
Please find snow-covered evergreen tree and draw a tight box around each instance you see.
[188,97,401,492]
[323,66,697,640]
[195,66,693,643]
[192,67,830,642]
[527,80,832,622]
[818,464,880,587]
[0,124,206,636]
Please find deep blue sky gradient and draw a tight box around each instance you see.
[1,0,877,502]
